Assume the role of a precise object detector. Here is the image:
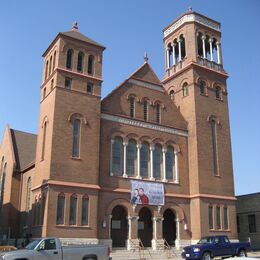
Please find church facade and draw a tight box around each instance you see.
[0,10,237,249]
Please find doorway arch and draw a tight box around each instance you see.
[163,208,176,246]
[138,207,153,247]
[111,205,128,247]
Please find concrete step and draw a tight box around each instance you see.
[111,248,183,260]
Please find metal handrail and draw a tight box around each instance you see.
[164,239,172,258]
[138,239,145,260]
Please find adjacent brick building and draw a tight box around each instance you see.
[236,193,260,250]
[0,9,237,249]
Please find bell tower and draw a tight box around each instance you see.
[33,22,105,238]
[162,9,237,240]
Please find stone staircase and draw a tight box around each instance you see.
[110,248,183,260]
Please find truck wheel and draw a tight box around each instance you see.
[238,249,247,257]
[202,252,212,260]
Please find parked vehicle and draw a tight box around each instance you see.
[181,235,250,260]
[0,237,111,260]
[0,246,17,253]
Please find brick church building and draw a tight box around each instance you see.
[0,9,237,249]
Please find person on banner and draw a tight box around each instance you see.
[131,188,141,205]
[138,188,149,204]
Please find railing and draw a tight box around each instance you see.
[197,56,223,72]
[164,239,172,258]
[138,239,145,260]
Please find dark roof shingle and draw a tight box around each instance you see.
[10,129,37,171]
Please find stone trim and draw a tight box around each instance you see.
[164,13,220,38]
[101,113,188,137]
[128,78,164,92]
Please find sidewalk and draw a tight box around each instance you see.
[248,251,260,258]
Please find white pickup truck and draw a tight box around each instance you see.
[0,237,111,260]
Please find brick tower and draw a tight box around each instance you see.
[33,22,105,239]
[162,9,237,240]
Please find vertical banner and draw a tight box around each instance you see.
[130,180,165,206]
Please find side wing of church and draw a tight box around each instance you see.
[0,10,237,249]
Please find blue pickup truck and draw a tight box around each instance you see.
[181,235,250,260]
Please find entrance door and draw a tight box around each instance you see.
[163,209,176,246]
[111,205,128,247]
[138,207,153,247]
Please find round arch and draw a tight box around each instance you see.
[161,202,185,221]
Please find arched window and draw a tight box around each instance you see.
[87,55,94,74]
[53,51,56,71]
[153,144,162,179]
[72,119,81,158]
[112,137,123,176]
[56,193,65,225]
[26,177,31,212]
[165,146,175,180]
[130,96,135,118]
[126,139,136,176]
[182,82,189,97]
[199,80,206,95]
[69,194,77,225]
[156,104,161,123]
[45,60,49,80]
[77,52,84,72]
[49,56,52,75]
[180,35,186,60]
[66,49,73,69]
[143,101,148,121]
[0,163,6,208]
[41,121,47,160]
[169,90,174,101]
[210,119,218,175]
[140,142,149,177]
[81,194,89,225]
[215,86,221,99]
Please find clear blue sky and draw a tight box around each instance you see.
[0,0,259,196]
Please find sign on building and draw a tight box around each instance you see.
[130,180,165,206]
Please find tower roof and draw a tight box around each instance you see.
[163,9,221,39]
[42,23,105,57]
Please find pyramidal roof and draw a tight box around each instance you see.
[43,22,105,57]
[60,30,105,49]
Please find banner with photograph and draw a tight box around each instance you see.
[130,180,165,206]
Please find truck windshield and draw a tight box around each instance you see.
[25,239,41,250]
[198,237,213,244]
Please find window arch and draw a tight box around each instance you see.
[199,80,206,95]
[53,51,56,71]
[49,56,52,75]
[81,194,89,225]
[169,90,175,101]
[129,96,135,118]
[156,104,161,123]
[126,139,136,176]
[41,121,47,160]
[143,101,148,121]
[77,52,84,72]
[66,49,73,69]
[210,119,218,175]
[87,55,94,74]
[165,146,175,180]
[215,86,222,99]
[0,163,6,208]
[26,177,31,212]
[69,194,77,225]
[56,193,65,225]
[140,142,149,178]
[179,34,186,60]
[153,144,162,179]
[182,82,189,97]
[45,60,49,80]
[72,119,81,158]
[111,137,123,176]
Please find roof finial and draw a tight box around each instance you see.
[188,6,193,12]
[72,21,78,31]
[144,52,149,63]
